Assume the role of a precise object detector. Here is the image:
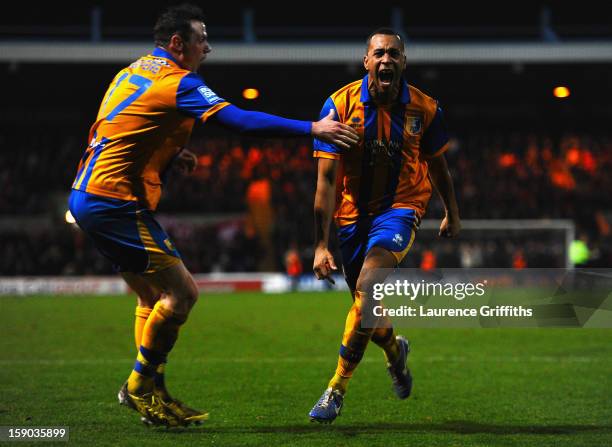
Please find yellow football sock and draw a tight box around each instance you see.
[134,306,153,350]
[126,353,155,395]
[328,373,350,394]
[141,301,186,352]
[134,306,170,396]
[127,301,186,395]
[328,291,373,394]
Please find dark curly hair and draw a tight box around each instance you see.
[154,3,205,47]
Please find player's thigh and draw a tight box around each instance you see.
[355,208,419,291]
[355,246,398,292]
[337,220,368,293]
[69,189,181,274]
[366,208,418,265]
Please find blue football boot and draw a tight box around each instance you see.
[387,335,413,399]
[309,387,344,424]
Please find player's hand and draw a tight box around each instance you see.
[313,246,337,285]
[439,212,461,238]
[312,110,360,150]
[173,148,198,175]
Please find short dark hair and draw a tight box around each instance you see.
[154,3,205,47]
[366,27,404,52]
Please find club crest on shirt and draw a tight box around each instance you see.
[406,115,422,135]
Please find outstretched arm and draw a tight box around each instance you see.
[428,154,461,238]
[176,73,358,148]
[211,105,359,150]
[313,158,339,283]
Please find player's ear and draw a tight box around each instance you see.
[363,54,369,71]
[169,34,183,52]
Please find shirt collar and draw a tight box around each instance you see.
[152,47,179,65]
[360,74,411,105]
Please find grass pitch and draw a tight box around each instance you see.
[1,291,611,446]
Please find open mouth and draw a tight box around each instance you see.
[378,69,394,86]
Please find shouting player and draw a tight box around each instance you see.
[308,28,460,423]
[68,4,358,427]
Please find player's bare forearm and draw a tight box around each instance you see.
[313,158,339,282]
[428,154,461,237]
[314,158,338,248]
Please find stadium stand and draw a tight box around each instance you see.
[1,3,610,274]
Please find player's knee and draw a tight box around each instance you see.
[180,279,199,310]
[355,275,375,294]
[137,292,161,308]
[355,269,377,293]
[355,267,389,294]
[164,282,198,315]
[185,281,199,307]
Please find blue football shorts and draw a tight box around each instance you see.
[337,208,419,291]
[68,189,181,274]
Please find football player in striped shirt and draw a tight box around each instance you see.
[68,3,358,427]
[308,28,460,423]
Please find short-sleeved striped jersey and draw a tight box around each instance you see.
[313,75,449,226]
[72,47,230,210]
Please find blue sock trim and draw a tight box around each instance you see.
[133,360,156,377]
[339,344,364,363]
[139,346,167,365]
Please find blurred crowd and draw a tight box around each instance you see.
[0,130,610,275]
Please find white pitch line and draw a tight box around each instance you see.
[0,355,606,366]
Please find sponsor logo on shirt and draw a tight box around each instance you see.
[198,86,222,104]
[365,139,402,167]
